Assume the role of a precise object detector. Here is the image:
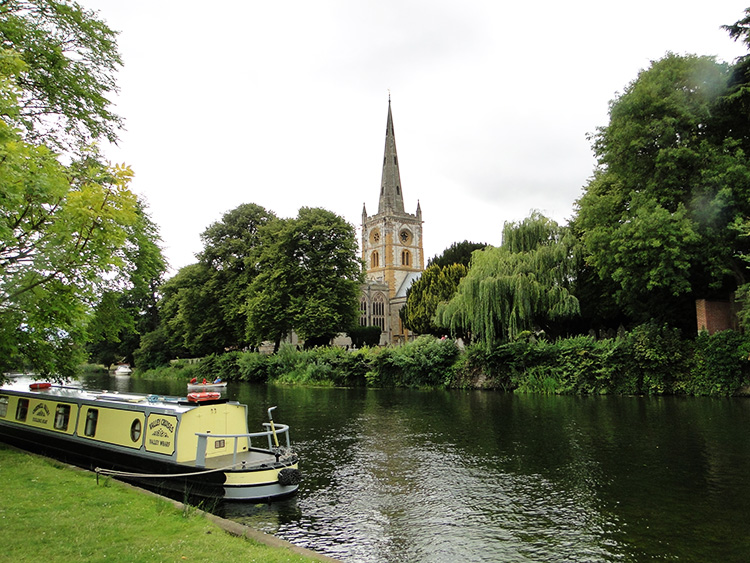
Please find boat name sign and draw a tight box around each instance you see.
[32,402,50,424]
[146,416,176,454]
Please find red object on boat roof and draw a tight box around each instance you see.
[187,391,221,403]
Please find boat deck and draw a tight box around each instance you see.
[201,448,290,470]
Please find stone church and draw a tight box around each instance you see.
[359,100,424,345]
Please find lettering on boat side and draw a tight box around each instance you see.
[145,415,177,455]
[148,417,174,432]
[32,402,50,424]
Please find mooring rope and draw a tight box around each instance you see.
[94,463,242,483]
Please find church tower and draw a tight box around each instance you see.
[360,99,424,344]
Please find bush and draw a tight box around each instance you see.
[624,322,688,394]
[366,336,459,387]
[237,352,269,383]
[195,352,241,381]
[688,330,750,396]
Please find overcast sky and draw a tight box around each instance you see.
[82,0,749,273]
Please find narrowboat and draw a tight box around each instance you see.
[0,379,300,502]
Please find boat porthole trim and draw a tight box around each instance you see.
[130,418,142,442]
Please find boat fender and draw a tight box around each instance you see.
[277,468,302,486]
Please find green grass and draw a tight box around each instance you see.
[0,444,322,562]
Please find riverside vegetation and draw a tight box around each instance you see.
[139,324,750,397]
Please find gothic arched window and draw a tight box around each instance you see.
[401,250,411,266]
[372,293,386,331]
[371,251,379,268]
[359,296,368,326]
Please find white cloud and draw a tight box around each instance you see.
[84,0,749,271]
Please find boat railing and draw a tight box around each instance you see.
[194,423,291,468]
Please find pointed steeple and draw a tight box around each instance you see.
[378,98,405,214]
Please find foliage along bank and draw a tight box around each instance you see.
[146,326,750,397]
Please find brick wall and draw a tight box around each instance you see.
[695,298,738,334]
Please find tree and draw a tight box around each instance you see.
[0,1,135,378]
[154,263,228,358]
[0,0,123,153]
[402,240,485,338]
[428,240,487,268]
[435,213,580,348]
[87,200,167,366]
[197,203,276,349]
[0,138,137,376]
[574,52,750,329]
[246,207,362,350]
[401,263,468,336]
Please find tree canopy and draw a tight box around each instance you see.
[246,207,362,350]
[146,205,363,358]
[0,2,138,377]
[435,213,580,347]
[86,200,167,367]
[401,263,468,337]
[0,0,123,153]
[574,52,750,329]
[428,240,487,268]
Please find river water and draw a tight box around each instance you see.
[101,376,750,562]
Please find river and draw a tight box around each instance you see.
[99,375,750,562]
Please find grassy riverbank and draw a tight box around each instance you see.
[0,444,326,563]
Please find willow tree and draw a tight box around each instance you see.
[435,213,580,347]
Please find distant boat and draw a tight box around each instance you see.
[187,379,227,391]
[114,365,132,376]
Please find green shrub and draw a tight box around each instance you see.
[624,322,688,394]
[198,351,241,381]
[237,352,269,383]
[688,330,750,396]
[366,336,459,387]
[515,364,560,394]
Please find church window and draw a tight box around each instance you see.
[372,294,386,331]
[402,250,411,266]
[371,251,379,268]
[359,297,368,326]
[394,156,398,165]
[396,185,400,194]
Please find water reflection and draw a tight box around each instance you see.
[80,375,750,562]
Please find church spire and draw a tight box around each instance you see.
[378,98,405,214]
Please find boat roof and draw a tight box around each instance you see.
[0,377,229,414]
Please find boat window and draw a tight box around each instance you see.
[15,398,28,422]
[130,419,142,442]
[54,404,71,431]
[0,396,7,418]
[84,409,98,437]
